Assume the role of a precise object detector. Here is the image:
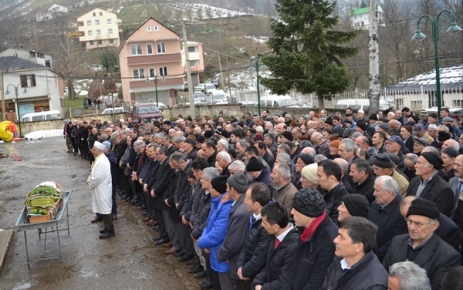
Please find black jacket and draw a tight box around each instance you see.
[383,234,461,290]
[406,174,455,217]
[207,151,217,167]
[164,168,180,221]
[218,194,252,280]
[262,151,275,169]
[368,195,407,262]
[236,216,271,279]
[352,173,376,204]
[291,215,338,290]
[322,252,388,290]
[173,161,192,214]
[149,159,174,210]
[253,227,299,290]
[435,213,461,251]
[404,137,414,153]
[323,183,348,225]
[191,189,212,240]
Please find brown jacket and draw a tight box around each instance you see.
[273,182,298,216]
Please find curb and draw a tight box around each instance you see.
[0,229,14,275]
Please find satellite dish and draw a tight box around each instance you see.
[385,96,394,102]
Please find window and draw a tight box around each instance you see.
[147,26,152,32]
[410,100,423,111]
[98,40,102,45]
[395,98,404,110]
[20,74,36,88]
[147,44,153,54]
[159,67,167,76]
[89,40,94,45]
[154,26,159,31]
[96,29,101,35]
[107,18,112,24]
[157,43,166,54]
[149,68,155,78]
[109,39,114,44]
[190,60,200,66]
[87,20,92,25]
[93,12,96,16]
[108,28,113,34]
[131,44,142,55]
[95,19,100,25]
[188,46,198,52]
[133,68,145,79]
[88,30,93,35]
[99,12,102,16]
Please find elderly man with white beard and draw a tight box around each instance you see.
[87,141,114,239]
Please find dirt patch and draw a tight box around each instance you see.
[0,182,22,191]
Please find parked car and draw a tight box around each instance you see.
[21,110,61,122]
[210,89,227,104]
[125,103,163,122]
[182,82,189,91]
[102,107,125,114]
[194,83,205,92]
[204,83,216,95]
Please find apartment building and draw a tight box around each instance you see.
[119,18,184,105]
[77,8,121,50]
[182,41,204,85]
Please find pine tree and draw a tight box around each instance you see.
[260,0,360,109]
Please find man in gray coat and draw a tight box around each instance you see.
[218,173,251,288]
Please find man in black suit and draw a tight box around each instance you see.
[406,152,454,217]
[383,198,461,290]
[400,196,461,252]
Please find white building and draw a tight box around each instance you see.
[0,56,64,119]
[350,6,384,30]
[36,4,68,22]
[387,64,463,111]
[0,48,53,68]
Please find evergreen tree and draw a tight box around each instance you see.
[260,0,360,109]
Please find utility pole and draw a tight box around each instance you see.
[368,0,380,115]
[217,53,224,90]
[182,22,196,120]
[0,72,4,121]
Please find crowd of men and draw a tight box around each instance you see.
[63,106,463,290]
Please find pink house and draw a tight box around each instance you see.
[119,18,184,105]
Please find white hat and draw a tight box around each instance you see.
[255,126,264,133]
[93,141,106,151]
[301,163,319,185]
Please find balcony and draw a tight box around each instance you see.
[129,75,184,90]
[77,21,84,27]
[127,53,181,66]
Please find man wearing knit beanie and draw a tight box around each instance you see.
[383,198,461,290]
[218,173,251,287]
[338,194,370,222]
[367,176,407,262]
[290,188,338,290]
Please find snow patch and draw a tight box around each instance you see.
[24,130,63,140]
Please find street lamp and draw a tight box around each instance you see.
[249,56,263,116]
[146,74,166,107]
[412,9,462,120]
[6,84,27,138]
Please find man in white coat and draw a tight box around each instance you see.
[87,141,114,239]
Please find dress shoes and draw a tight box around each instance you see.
[179,253,194,262]
[142,216,151,222]
[152,236,163,242]
[188,264,204,274]
[186,258,198,265]
[195,271,208,280]
[134,201,143,206]
[145,219,156,225]
[139,205,146,210]
[174,251,186,257]
[90,216,102,223]
[112,215,118,220]
[162,242,173,248]
[154,238,170,246]
[119,194,127,199]
[164,247,180,255]
[199,278,212,289]
[99,231,115,239]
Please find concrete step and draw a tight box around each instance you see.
[0,229,14,274]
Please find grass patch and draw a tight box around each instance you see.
[63,96,87,108]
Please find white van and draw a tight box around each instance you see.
[21,110,62,122]
[102,107,125,114]
[260,95,295,107]
[210,90,227,104]
[335,99,392,111]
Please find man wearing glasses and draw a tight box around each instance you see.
[383,198,460,290]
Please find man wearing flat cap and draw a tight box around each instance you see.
[383,198,461,290]
[291,188,338,290]
[413,124,434,145]
[373,154,409,197]
[218,173,251,288]
[406,152,455,217]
